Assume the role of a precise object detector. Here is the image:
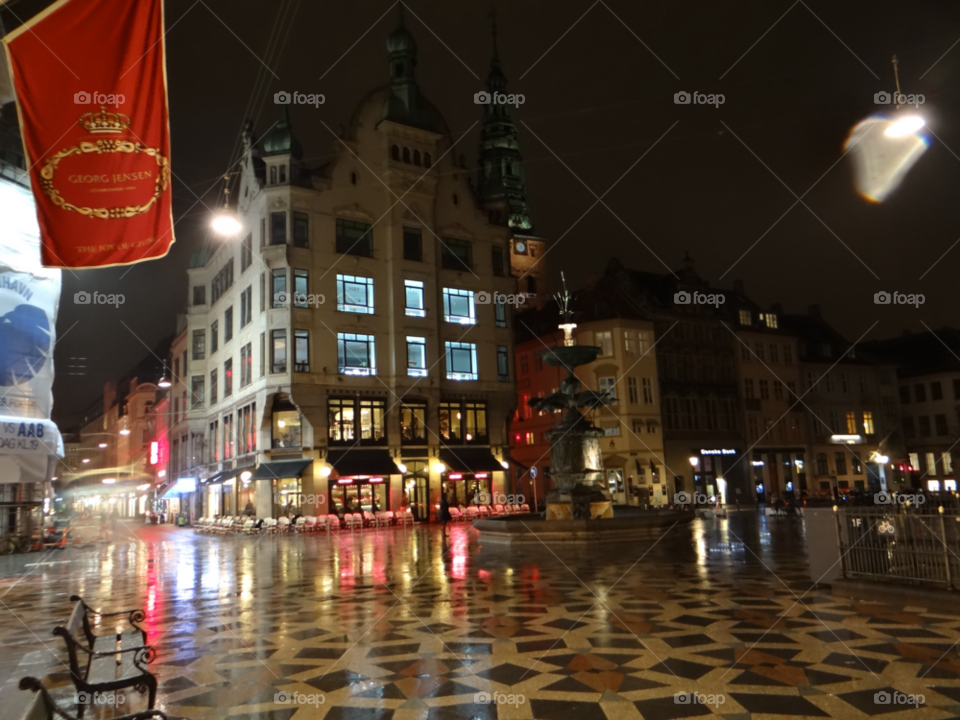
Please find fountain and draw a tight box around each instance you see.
[476,274,695,545]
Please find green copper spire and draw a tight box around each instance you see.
[262,104,303,158]
[477,15,533,232]
[381,4,442,133]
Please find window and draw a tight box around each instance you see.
[931,381,943,400]
[936,414,949,436]
[784,345,793,364]
[944,452,954,474]
[851,452,863,474]
[774,381,784,400]
[441,237,472,270]
[240,343,252,387]
[293,212,309,248]
[294,270,309,308]
[520,354,529,376]
[271,269,287,307]
[211,259,234,305]
[835,452,847,475]
[596,331,613,357]
[604,427,621,436]
[260,272,265,313]
[294,330,309,372]
[599,376,617,403]
[769,344,779,363]
[442,288,476,324]
[495,298,507,328]
[900,386,910,403]
[492,246,505,277]
[919,416,931,436]
[759,379,769,400]
[258,332,265,378]
[400,402,427,443]
[193,285,206,306]
[270,211,286,245]
[738,309,751,325]
[407,336,427,377]
[359,399,386,442]
[863,411,875,435]
[909,452,920,470]
[336,218,373,257]
[403,227,422,261]
[191,376,204,408]
[903,417,915,438]
[209,368,218,405]
[224,358,233,397]
[840,373,849,393]
[755,343,765,361]
[331,273,374,314]
[210,320,218,353]
[240,286,252,327]
[224,306,233,343]
[463,402,487,442]
[624,332,635,355]
[744,378,755,399]
[241,234,252,271]
[497,346,509,382]
[642,378,653,404]
[271,330,287,373]
[845,412,857,434]
[328,398,355,442]
[338,333,376,376]
[816,453,828,475]
[192,329,205,360]
[627,377,639,404]
[915,383,927,402]
[445,342,478,381]
[926,452,938,475]
[440,401,462,441]
[638,332,652,356]
[272,409,301,449]
[405,280,425,317]
[238,402,256,454]
[764,313,778,329]
[647,420,658,434]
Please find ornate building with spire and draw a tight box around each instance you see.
[177,11,520,523]
[476,19,547,307]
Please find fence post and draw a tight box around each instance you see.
[833,505,845,579]
[939,506,952,590]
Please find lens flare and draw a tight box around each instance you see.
[845,115,929,203]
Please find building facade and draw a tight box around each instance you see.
[179,15,520,522]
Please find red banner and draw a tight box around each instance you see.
[3,0,174,268]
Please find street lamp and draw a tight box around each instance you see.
[211,173,242,236]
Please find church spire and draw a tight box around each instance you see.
[477,14,533,232]
[381,3,442,133]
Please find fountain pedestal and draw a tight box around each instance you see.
[542,411,613,520]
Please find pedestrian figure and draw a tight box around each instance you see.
[244,501,255,517]
[439,492,452,536]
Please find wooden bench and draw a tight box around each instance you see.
[19,677,172,720]
[54,597,157,718]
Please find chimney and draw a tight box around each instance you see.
[809,304,821,317]
[771,303,783,313]
[734,280,744,295]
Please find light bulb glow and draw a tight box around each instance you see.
[884,115,925,138]
[212,213,243,236]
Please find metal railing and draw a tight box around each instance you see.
[836,506,960,589]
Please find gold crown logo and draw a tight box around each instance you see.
[78,106,131,134]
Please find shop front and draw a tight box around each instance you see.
[249,458,312,518]
[438,447,507,509]
[326,449,400,518]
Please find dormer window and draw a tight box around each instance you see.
[738,309,751,325]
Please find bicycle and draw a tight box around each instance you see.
[0,533,32,555]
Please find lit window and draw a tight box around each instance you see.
[599,376,617,403]
[338,333,376,376]
[294,269,308,308]
[765,313,778,329]
[407,336,427,377]
[336,274,374,314]
[944,452,953,474]
[863,411,874,435]
[604,426,621,436]
[846,412,857,434]
[405,280,426,317]
[445,341,478,381]
[739,309,751,325]
[596,331,613,356]
[442,288,476,325]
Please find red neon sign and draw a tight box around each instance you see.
[369,477,384,483]
[337,478,353,485]
[475,473,488,479]
[449,473,463,480]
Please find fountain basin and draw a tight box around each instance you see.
[475,511,695,546]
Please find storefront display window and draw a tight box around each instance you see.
[439,402,461,442]
[463,402,487,443]
[329,478,386,516]
[275,478,302,515]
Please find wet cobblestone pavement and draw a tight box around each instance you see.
[2,513,960,719]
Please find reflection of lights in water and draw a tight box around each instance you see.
[845,115,929,202]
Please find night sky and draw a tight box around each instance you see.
[6,0,959,426]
